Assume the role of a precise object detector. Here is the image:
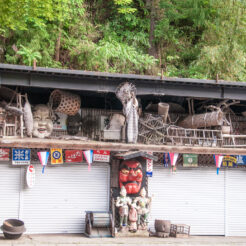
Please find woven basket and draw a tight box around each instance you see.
[49,90,81,116]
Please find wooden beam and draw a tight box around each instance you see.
[1,137,246,155]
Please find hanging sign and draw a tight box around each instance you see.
[65,150,83,163]
[183,154,198,167]
[26,165,35,188]
[93,150,110,162]
[237,155,246,165]
[0,148,10,161]
[222,155,237,167]
[213,154,224,175]
[83,150,93,171]
[51,148,63,165]
[12,149,31,165]
[168,152,179,172]
[38,151,49,173]
[146,152,153,177]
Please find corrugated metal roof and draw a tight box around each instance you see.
[0,63,246,88]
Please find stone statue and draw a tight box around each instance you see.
[32,104,53,138]
[115,186,132,228]
[133,187,152,230]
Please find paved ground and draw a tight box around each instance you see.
[1,234,246,246]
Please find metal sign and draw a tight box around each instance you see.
[237,155,246,165]
[52,112,67,130]
[183,154,198,167]
[222,155,237,167]
[12,149,31,165]
[51,148,63,165]
[26,165,35,188]
[93,150,110,162]
[65,150,83,163]
[0,148,10,161]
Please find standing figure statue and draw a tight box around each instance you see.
[133,187,152,230]
[116,186,132,228]
[116,82,138,143]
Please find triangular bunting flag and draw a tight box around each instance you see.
[38,151,49,174]
[213,154,224,175]
[168,152,179,173]
[83,150,93,171]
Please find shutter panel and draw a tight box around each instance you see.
[149,166,225,235]
[0,164,20,225]
[225,169,246,236]
[21,163,109,233]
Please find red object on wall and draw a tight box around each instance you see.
[119,160,143,194]
[0,148,10,161]
[65,150,83,163]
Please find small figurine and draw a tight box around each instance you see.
[128,203,138,232]
[32,104,53,138]
[115,186,132,228]
[133,187,152,230]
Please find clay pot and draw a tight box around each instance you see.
[1,219,26,239]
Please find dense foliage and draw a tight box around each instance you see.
[0,0,246,81]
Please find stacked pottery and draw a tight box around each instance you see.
[1,219,26,239]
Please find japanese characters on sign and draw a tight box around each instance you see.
[0,148,10,161]
[51,148,63,165]
[26,165,35,188]
[183,154,198,167]
[12,149,31,165]
[146,151,153,177]
[93,150,110,162]
[65,150,83,163]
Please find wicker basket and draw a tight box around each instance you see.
[49,90,81,116]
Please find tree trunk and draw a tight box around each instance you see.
[55,23,63,62]
[147,0,159,58]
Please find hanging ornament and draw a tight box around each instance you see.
[168,152,179,173]
[38,151,49,174]
[213,154,224,175]
[26,165,35,188]
[83,150,93,171]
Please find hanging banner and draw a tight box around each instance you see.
[12,149,31,165]
[222,155,237,167]
[237,155,246,165]
[51,148,63,165]
[0,148,10,161]
[83,150,93,171]
[146,151,153,177]
[26,165,35,188]
[38,151,49,173]
[213,154,224,175]
[93,150,110,162]
[183,154,198,167]
[65,150,83,163]
[168,152,179,172]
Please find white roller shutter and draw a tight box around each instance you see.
[0,164,21,225]
[225,169,246,236]
[149,166,225,235]
[20,163,109,234]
